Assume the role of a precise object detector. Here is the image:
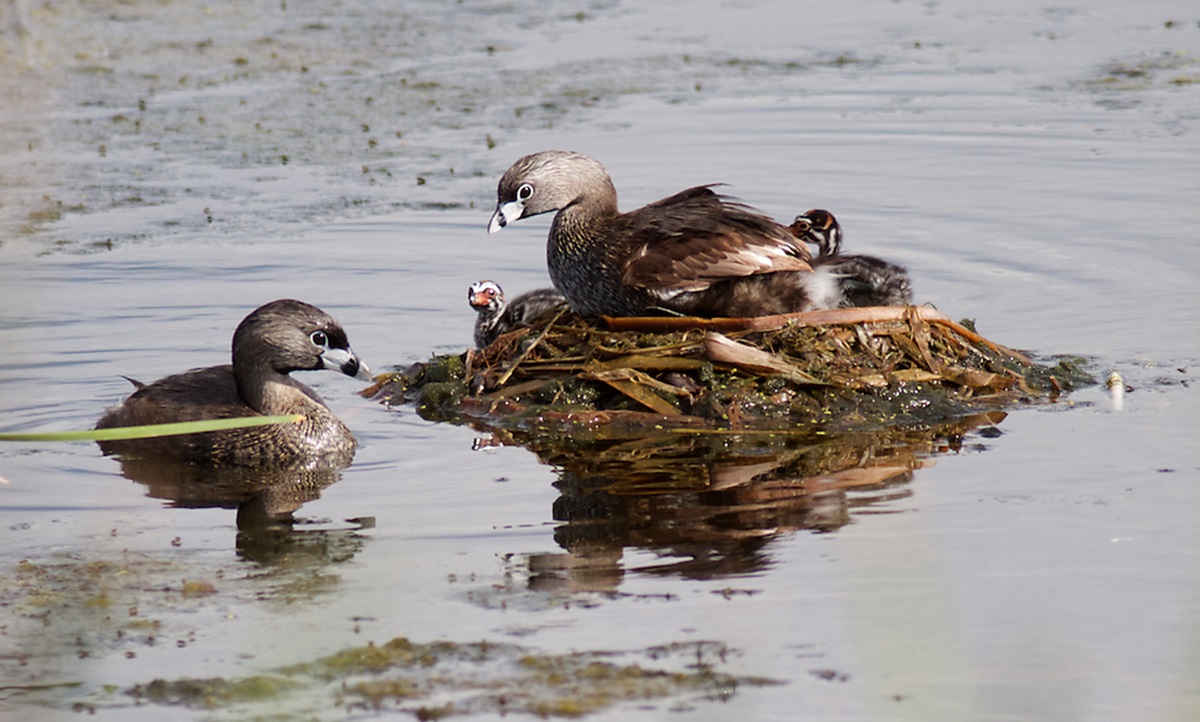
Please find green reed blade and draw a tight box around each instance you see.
[0,415,303,442]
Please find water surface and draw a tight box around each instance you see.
[1,0,1198,719]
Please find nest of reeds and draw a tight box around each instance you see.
[364,306,1092,438]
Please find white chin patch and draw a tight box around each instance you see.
[487,200,524,234]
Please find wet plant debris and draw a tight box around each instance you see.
[125,637,774,718]
[364,306,1094,438]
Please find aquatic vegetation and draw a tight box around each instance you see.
[1,554,204,675]
[129,675,300,708]
[0,534,366,704]
[1089,51,1200,91]
[126,637,775,717]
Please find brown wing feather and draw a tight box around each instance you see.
[618,186,812,292]
[97,366,254,427]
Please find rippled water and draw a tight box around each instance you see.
[2,0,1199,719]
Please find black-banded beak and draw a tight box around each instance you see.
[322,347,373,381]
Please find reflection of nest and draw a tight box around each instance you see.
[518,413,1000,588]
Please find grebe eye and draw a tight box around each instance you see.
[517,183,533,201]
[310,330,328,347]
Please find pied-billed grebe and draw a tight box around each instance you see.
[789,209,914,308]
[468,280,569,348]
[487,150,842,318]
[95,299,371,466]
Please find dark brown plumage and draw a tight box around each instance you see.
[468,280,569,348]
[789,209,914,308]
[95,299,371,466]
[487,151,827,318]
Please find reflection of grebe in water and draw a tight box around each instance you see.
[112,457,370,564]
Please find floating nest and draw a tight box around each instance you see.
[365,306,1093,439]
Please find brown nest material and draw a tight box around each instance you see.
[364,306,1093,436]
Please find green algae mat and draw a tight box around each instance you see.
[128,637,773,718]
